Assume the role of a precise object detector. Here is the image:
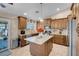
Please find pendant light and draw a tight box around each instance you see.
[39,3,44,22]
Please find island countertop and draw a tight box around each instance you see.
[25,34,53,45]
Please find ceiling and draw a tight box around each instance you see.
[0,3,71,20]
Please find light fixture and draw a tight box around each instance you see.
[24,13,27,15]
[40,19,44,22]
[57,8,60,11]
[39,17,44,22]
[38,3,44,22]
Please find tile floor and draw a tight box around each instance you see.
[11,44,68,56]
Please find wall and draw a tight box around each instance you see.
[10,18,18,49]
[51,10,71,19]
[10,19,18,40]
[51,29,68,35]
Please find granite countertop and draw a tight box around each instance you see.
[25,34,53,45]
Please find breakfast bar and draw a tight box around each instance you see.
[26,34,53,56]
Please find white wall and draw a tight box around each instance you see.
[10,18,18,49]
[10,19,18,40]
[51,10,71,19]
[52,29,68,35]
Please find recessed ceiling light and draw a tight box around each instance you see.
[35,11,39,13]
[24,13,27,15]
[57,8,60,11]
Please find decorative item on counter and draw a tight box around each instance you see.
[59,29,63,34]
[38,32,43,38]
[20,30,25,34]
[44,26,51,35]
[37,28,44,33]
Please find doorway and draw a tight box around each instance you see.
[0,22,8,51]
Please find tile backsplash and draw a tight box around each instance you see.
[51,29,68,35]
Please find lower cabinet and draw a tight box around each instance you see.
[53,35,69,46]
[30,39,53,56]
[19,35,27,47]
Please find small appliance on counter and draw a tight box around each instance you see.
[20,30,25,34]
[44,26,52,35]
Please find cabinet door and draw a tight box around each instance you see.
[51,19,68,29]
[44,18,52,26]
[18,16,27,29]
[53,35,68,46]
[19,36,26,47]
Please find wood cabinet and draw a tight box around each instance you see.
[18,16,27,29]
[51,18,68,29]
[18,16,27,47]
[30,39,53,56]
[19,35,26,47]
[44,18,52,26]
[53,35,69,46]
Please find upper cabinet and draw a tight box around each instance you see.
[44,18,52,27]
[51,18,68,29]
[18,16,27,29]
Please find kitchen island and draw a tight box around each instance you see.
[25,34,53,56]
